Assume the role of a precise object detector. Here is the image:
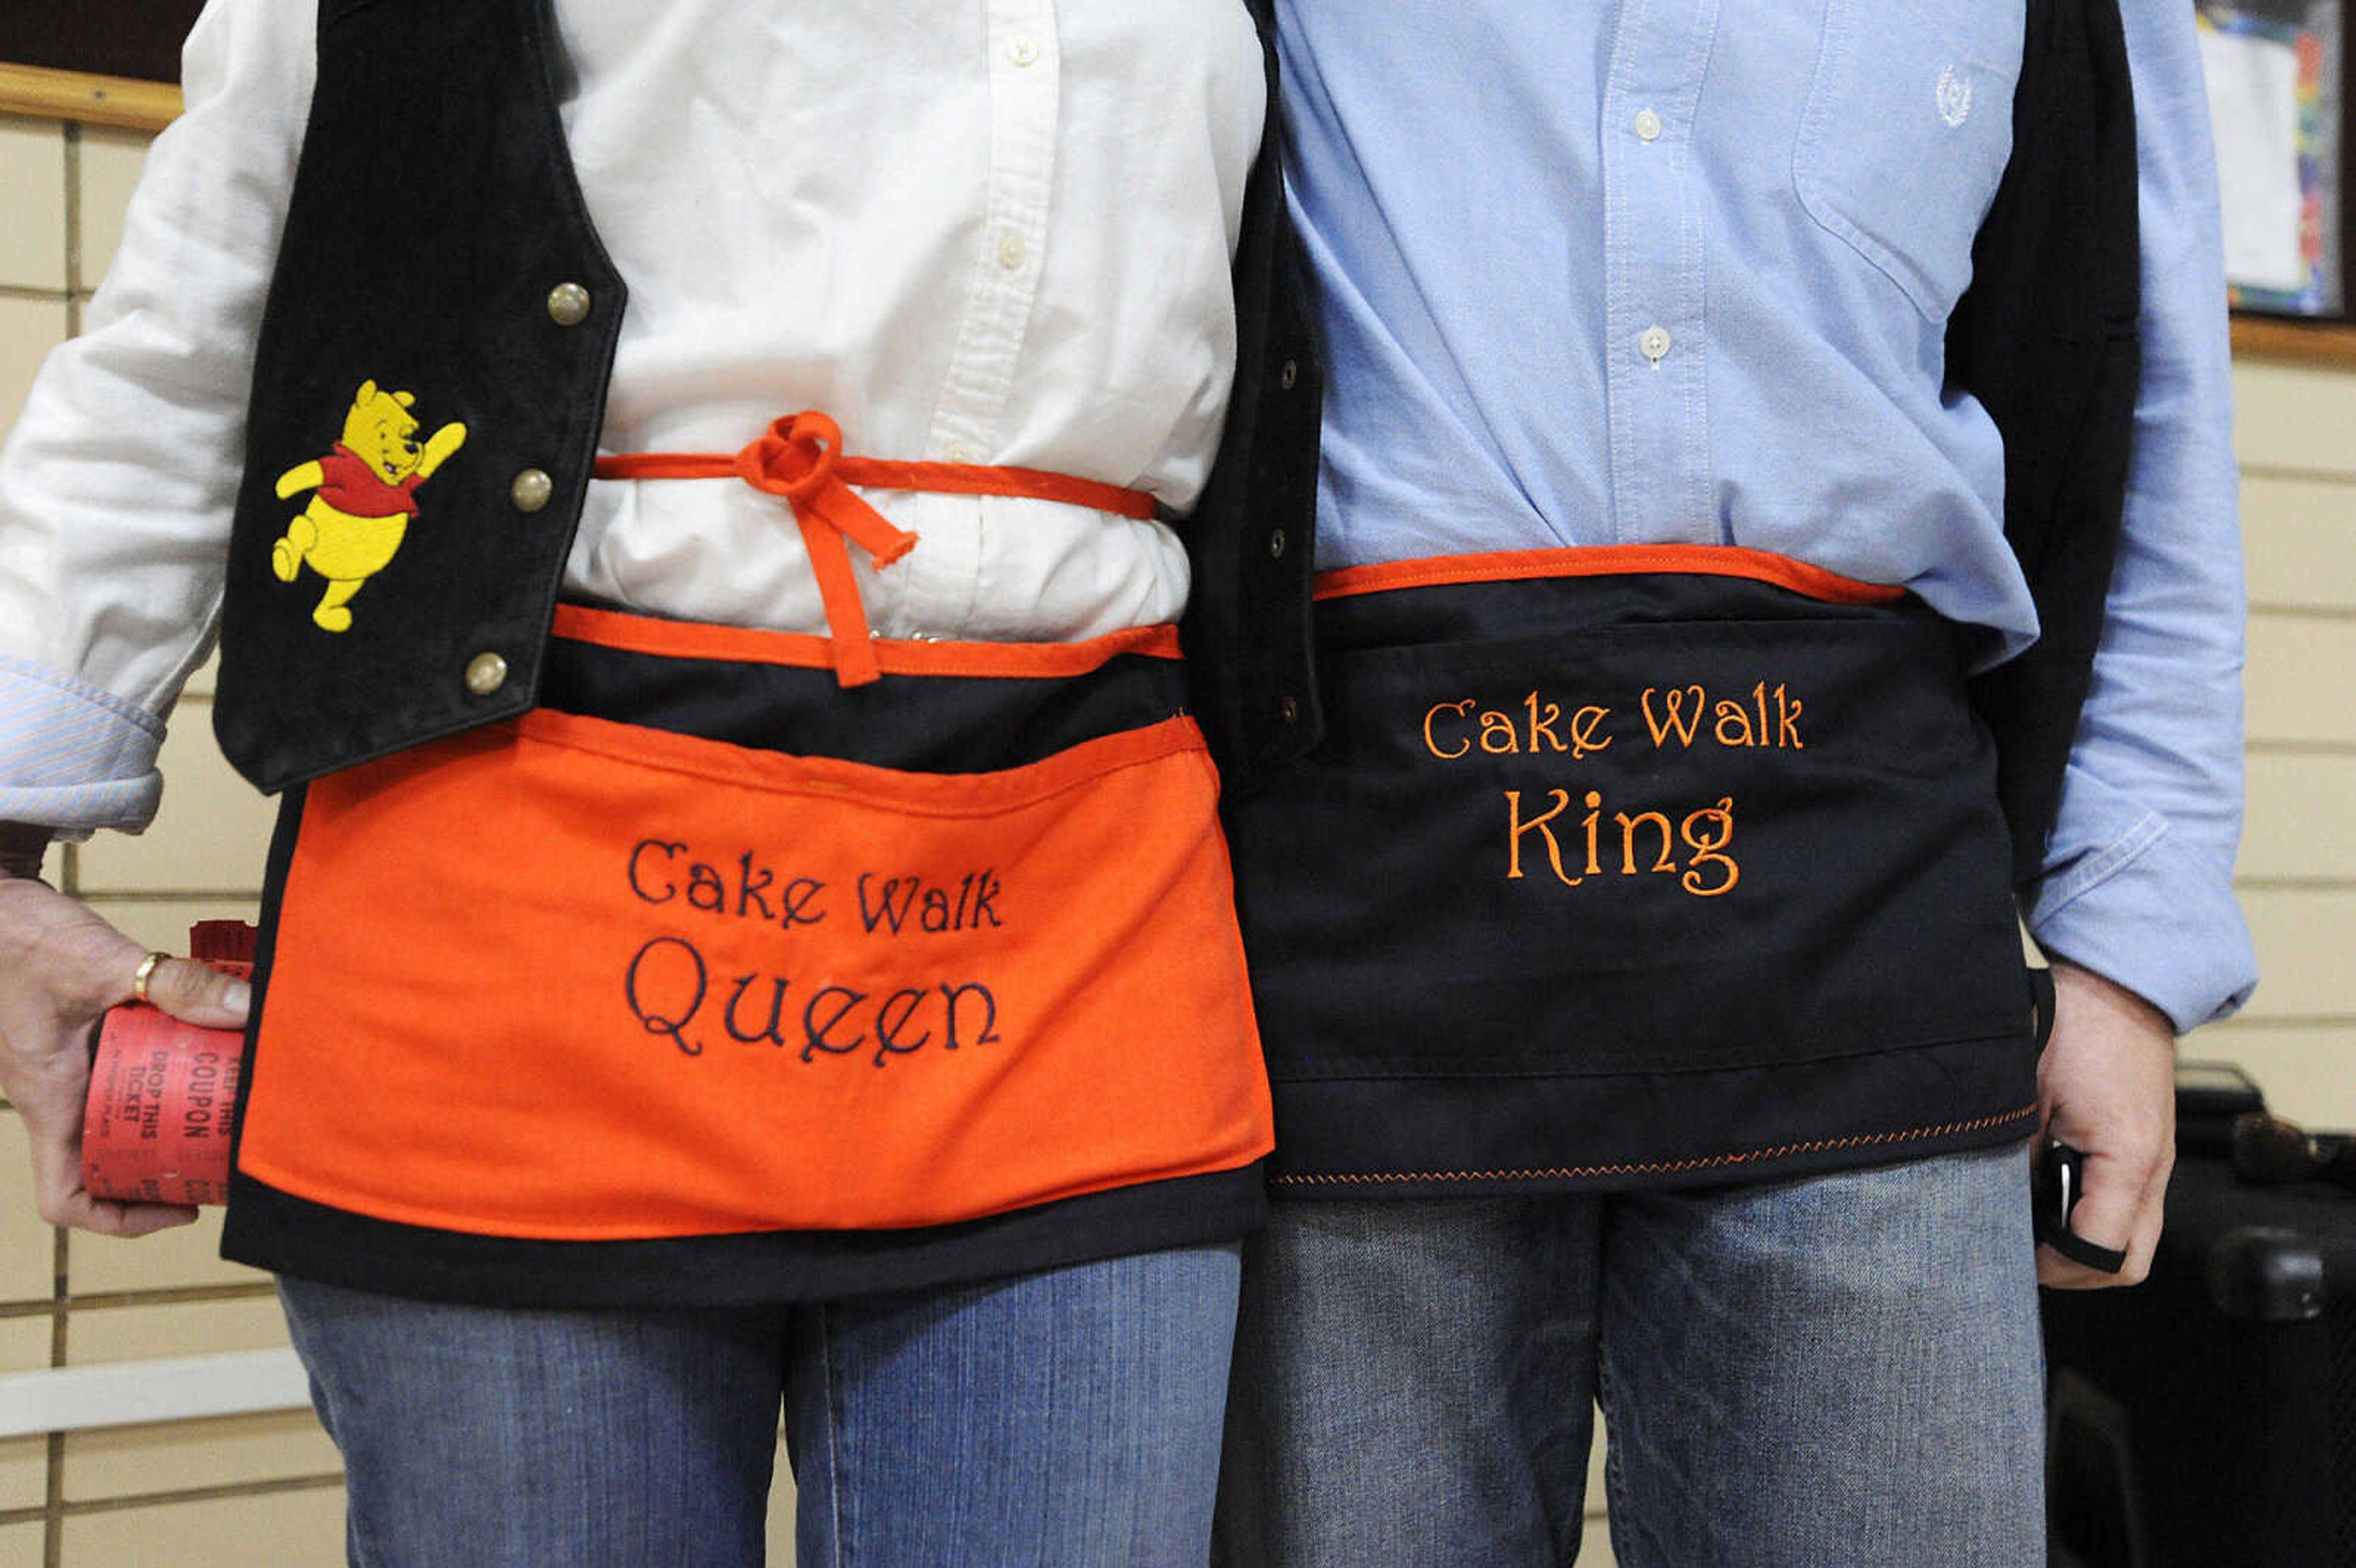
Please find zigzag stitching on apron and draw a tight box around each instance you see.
[1267,1103,2039,1188]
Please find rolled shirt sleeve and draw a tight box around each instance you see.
[2023,0,2258,1032]
[0,656,166,832]
[0,0,309,832]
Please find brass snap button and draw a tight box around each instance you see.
[464,652,510,697]
[510,469,553,513]
[546,282,592,326]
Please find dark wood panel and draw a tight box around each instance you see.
[2234,315,2356,370]
[0,2,208,86]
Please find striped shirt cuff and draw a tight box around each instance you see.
[0,654,166,833]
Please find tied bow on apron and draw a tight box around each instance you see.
[596,412,1158,686]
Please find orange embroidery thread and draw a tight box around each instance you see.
[1268,1104,2039,1188]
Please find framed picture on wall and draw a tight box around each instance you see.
[0,1,208,90]
[2198,0,2350,317]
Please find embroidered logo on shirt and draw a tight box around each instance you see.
[269,380,468,632]
[1935,66,1974,129]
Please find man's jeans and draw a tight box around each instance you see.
[279,1243,1240,1567]
[1213,1143,2046,1567]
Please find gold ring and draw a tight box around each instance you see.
[130,951,170,1005]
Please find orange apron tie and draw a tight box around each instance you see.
[594,412,1158,687]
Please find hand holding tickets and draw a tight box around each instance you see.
[82,921,256,1206]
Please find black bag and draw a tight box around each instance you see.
[2044,1151,2356,1567]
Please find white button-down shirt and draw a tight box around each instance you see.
[0,0,1265,831]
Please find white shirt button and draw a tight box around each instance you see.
[996,232,1029,271]
[1633,108,1663,142]
[1008,36,1041,67]
[943,440,982,464]
[1639,325,1673,363]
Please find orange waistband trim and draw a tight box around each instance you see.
[593,411,1159,687]
[1312,545,1909,607]
[550,602,1182,681]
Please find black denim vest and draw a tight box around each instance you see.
[1953,0,2142,885]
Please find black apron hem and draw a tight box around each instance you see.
[1267,1107,2035,1198]
[220,1163,1267,1308]
[1268,1106,2036,1198]
[1261,1027,2040,1196]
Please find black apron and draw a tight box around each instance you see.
[1224,547,2041,1196]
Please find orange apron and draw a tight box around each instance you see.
[233,423,1271,1246]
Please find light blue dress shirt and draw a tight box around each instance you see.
[1276,0,2256,1029]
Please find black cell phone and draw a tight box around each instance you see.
[2034,1139,2128,1275]
[2035,1138,2084,1232]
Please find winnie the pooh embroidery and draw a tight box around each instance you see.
[271,380,468,631]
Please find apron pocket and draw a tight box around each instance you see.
[238,706,1270,1239]
[1229,597,2028,1082]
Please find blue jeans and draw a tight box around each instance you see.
[280,1243,1240,1567]
[1212,1144,2046,1567]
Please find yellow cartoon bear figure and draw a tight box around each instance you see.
[271,381,468,632]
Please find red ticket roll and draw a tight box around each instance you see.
[80,923,257,1207]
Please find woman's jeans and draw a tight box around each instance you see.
[280,1242,1241,1567]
